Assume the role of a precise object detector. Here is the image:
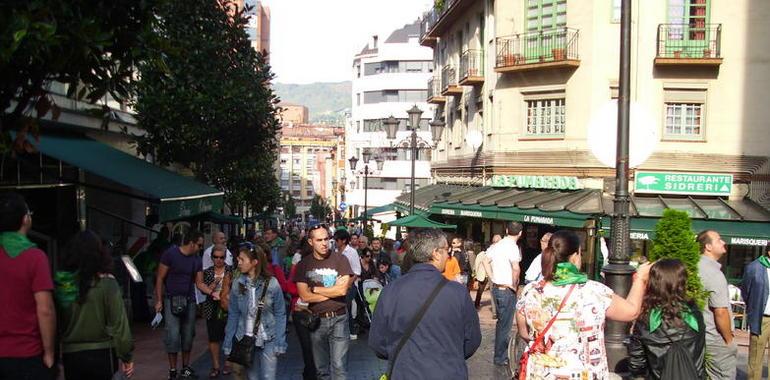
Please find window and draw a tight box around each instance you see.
[363,90,429,104]
[525,98,565,136]
[664,103,703,138]
[356,93,361,106]
[527,0,567,32]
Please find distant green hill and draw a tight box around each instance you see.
[274,81,351,124]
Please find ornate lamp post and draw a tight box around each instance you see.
[349,152,380,227]
[406,105,423,215]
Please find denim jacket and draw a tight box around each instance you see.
[742,259,769,335]
[223,275,287,355]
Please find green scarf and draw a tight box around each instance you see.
[54,271,79,308]
[649,306,699,333]
[758,255,770,269]
[552,262,588,286]
[0,232,36,258]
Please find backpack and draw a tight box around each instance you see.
[660,332,698,379]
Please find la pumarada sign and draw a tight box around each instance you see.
[490,175,583,190]
[634,171,733,196]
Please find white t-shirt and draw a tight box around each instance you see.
[525,253,543,283]
[340,245,362,276]
[201,245,234,269]
[486,237,521,286]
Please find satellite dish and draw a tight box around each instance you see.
[466,130,483,150]
[587,100,658,168]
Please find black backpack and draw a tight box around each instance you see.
[660,331,698,379]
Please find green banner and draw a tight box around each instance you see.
[159,196,224,222]
[634,171,732,196]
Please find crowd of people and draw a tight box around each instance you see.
[1,190,769,380]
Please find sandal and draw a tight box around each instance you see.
[209,368,220,378]
[222,366,232,375]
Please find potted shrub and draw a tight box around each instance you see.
[552,48,566,61]
[673,50,682,58]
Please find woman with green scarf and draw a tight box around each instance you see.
[628,259,705,379]
[54,231,134,379]
[515,230,651,379]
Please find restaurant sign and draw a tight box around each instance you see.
[440,209,484,218]
[635,171,732,196]
[490,175,583,190]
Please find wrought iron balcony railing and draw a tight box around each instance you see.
[656,23,721,59]
[496,27,579,69]
[459,49,484,84]
[427,76,441,101]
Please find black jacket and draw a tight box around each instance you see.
[368,263,481,380]
[627,304,706,380]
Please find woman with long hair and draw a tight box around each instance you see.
[202,244,233,378]
[223,244,286,380]
[54,230,134,379]
[516,230,650,379]
[359,248,377,281]
[628,259,706,379]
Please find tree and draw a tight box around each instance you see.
[309,195,331,222]
[133,0,281,212]
[0,0,159,150]
[650,208,708,308]
[283,193,297,219]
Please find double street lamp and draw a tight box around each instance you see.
[382,105,445,214]
[348,150,383,226]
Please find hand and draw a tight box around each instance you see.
[122,361,135,377]
[155,300,163,313]
[212,291,221,301]
[635,262,653,285]
[42,351,54,368]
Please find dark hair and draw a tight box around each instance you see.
[62,230,113,303]
[543,230,581,282]
[0,192,28,232]
[238,244,272,281]
[696,229,717,253]
[252,237,273,263]
[371,237,381,243]
[360,247,372,259]
[182,230,203,245]
[505,221,524,236]
[333,229,351,244]
[640,259,691,327]
[264,226,278,235]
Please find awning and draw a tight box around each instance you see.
[428,186,605,228]
[364,203,397,217]
[394,184,461,216]
[28,133,224,222]
[167,211,243,225]
[387,214,457,229]
[600,196,770,246]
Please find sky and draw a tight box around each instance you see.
[260,0,433,84]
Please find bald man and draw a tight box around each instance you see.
[201,232,233,269]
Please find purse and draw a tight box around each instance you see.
[379,279,448,380]
[518,283,576,380]
[228,279,271,367]
[170,295,188,316]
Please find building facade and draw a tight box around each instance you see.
[235,0,270,55]
[415,0,770,279]
[279,103,310,124]
[347,21,437,219]
[279,124,344,216]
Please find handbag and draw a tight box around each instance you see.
[228,279,271,367]
[518,283,576,380]
[170,295,188,316]
[295,310,321,332]
[379,279,448,380]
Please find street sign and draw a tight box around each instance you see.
[339,202,347,211]
[634,171,733,196]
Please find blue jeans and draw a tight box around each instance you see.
[491,287,516,365]
[310,314,349,380]
[243,342,279,380]
[163,297,197,353]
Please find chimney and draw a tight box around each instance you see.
[372,35,378,49]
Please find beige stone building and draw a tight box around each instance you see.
[279,103,309,124]
[411,0,770,278]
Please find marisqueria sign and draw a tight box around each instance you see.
[490,175,583,190]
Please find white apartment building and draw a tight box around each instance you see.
[346,21,437,217]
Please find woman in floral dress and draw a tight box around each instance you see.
[516,230,651,380]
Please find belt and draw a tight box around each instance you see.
[493,284,513,290]
[317,309,346,318]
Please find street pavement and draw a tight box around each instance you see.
[126,290,762,380]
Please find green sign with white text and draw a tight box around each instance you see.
[634,171,732,196]
[490,175,582,190]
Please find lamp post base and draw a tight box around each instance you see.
[603,262,635,373]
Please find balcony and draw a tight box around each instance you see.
[655,24,722,66]
[427,77,446,104]
[419,0,476,47]
[419,11,439,47]
[441,65,463,96]
[459,49,484,86]
[495,28,580,73]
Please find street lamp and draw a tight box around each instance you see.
[383,115,399,140]
[429,118,446,145]
[406,105,423,215]
[349,152,380,227]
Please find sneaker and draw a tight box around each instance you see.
[179,366,197,379]
[349,334,358,340]
[168,369,177,380]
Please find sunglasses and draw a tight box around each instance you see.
[308,224,327,231]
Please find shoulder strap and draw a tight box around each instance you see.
[252,278,271,332]
[530,283,576,349]
[387,279,448,377]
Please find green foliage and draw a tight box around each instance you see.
[650,209,708,308]
[283,193,297,219]
[434,0,446,11]
[309,195,331,222]
[0,0,159,149]
[363,223,374,241]
[134,0,281,213]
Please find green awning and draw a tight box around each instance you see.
[600,217,770,246]
[167,211,243,225]
[28,133,224,222]
[364,203,397,216]
[387,214,457,229]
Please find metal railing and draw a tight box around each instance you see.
[496,27,579,68]
[419,0,459,41]
[460,49,484,79]
[427,76,441,100]
[441,65,458,91]
[657,23,721,59]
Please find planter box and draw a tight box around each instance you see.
[552,48,566,61]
